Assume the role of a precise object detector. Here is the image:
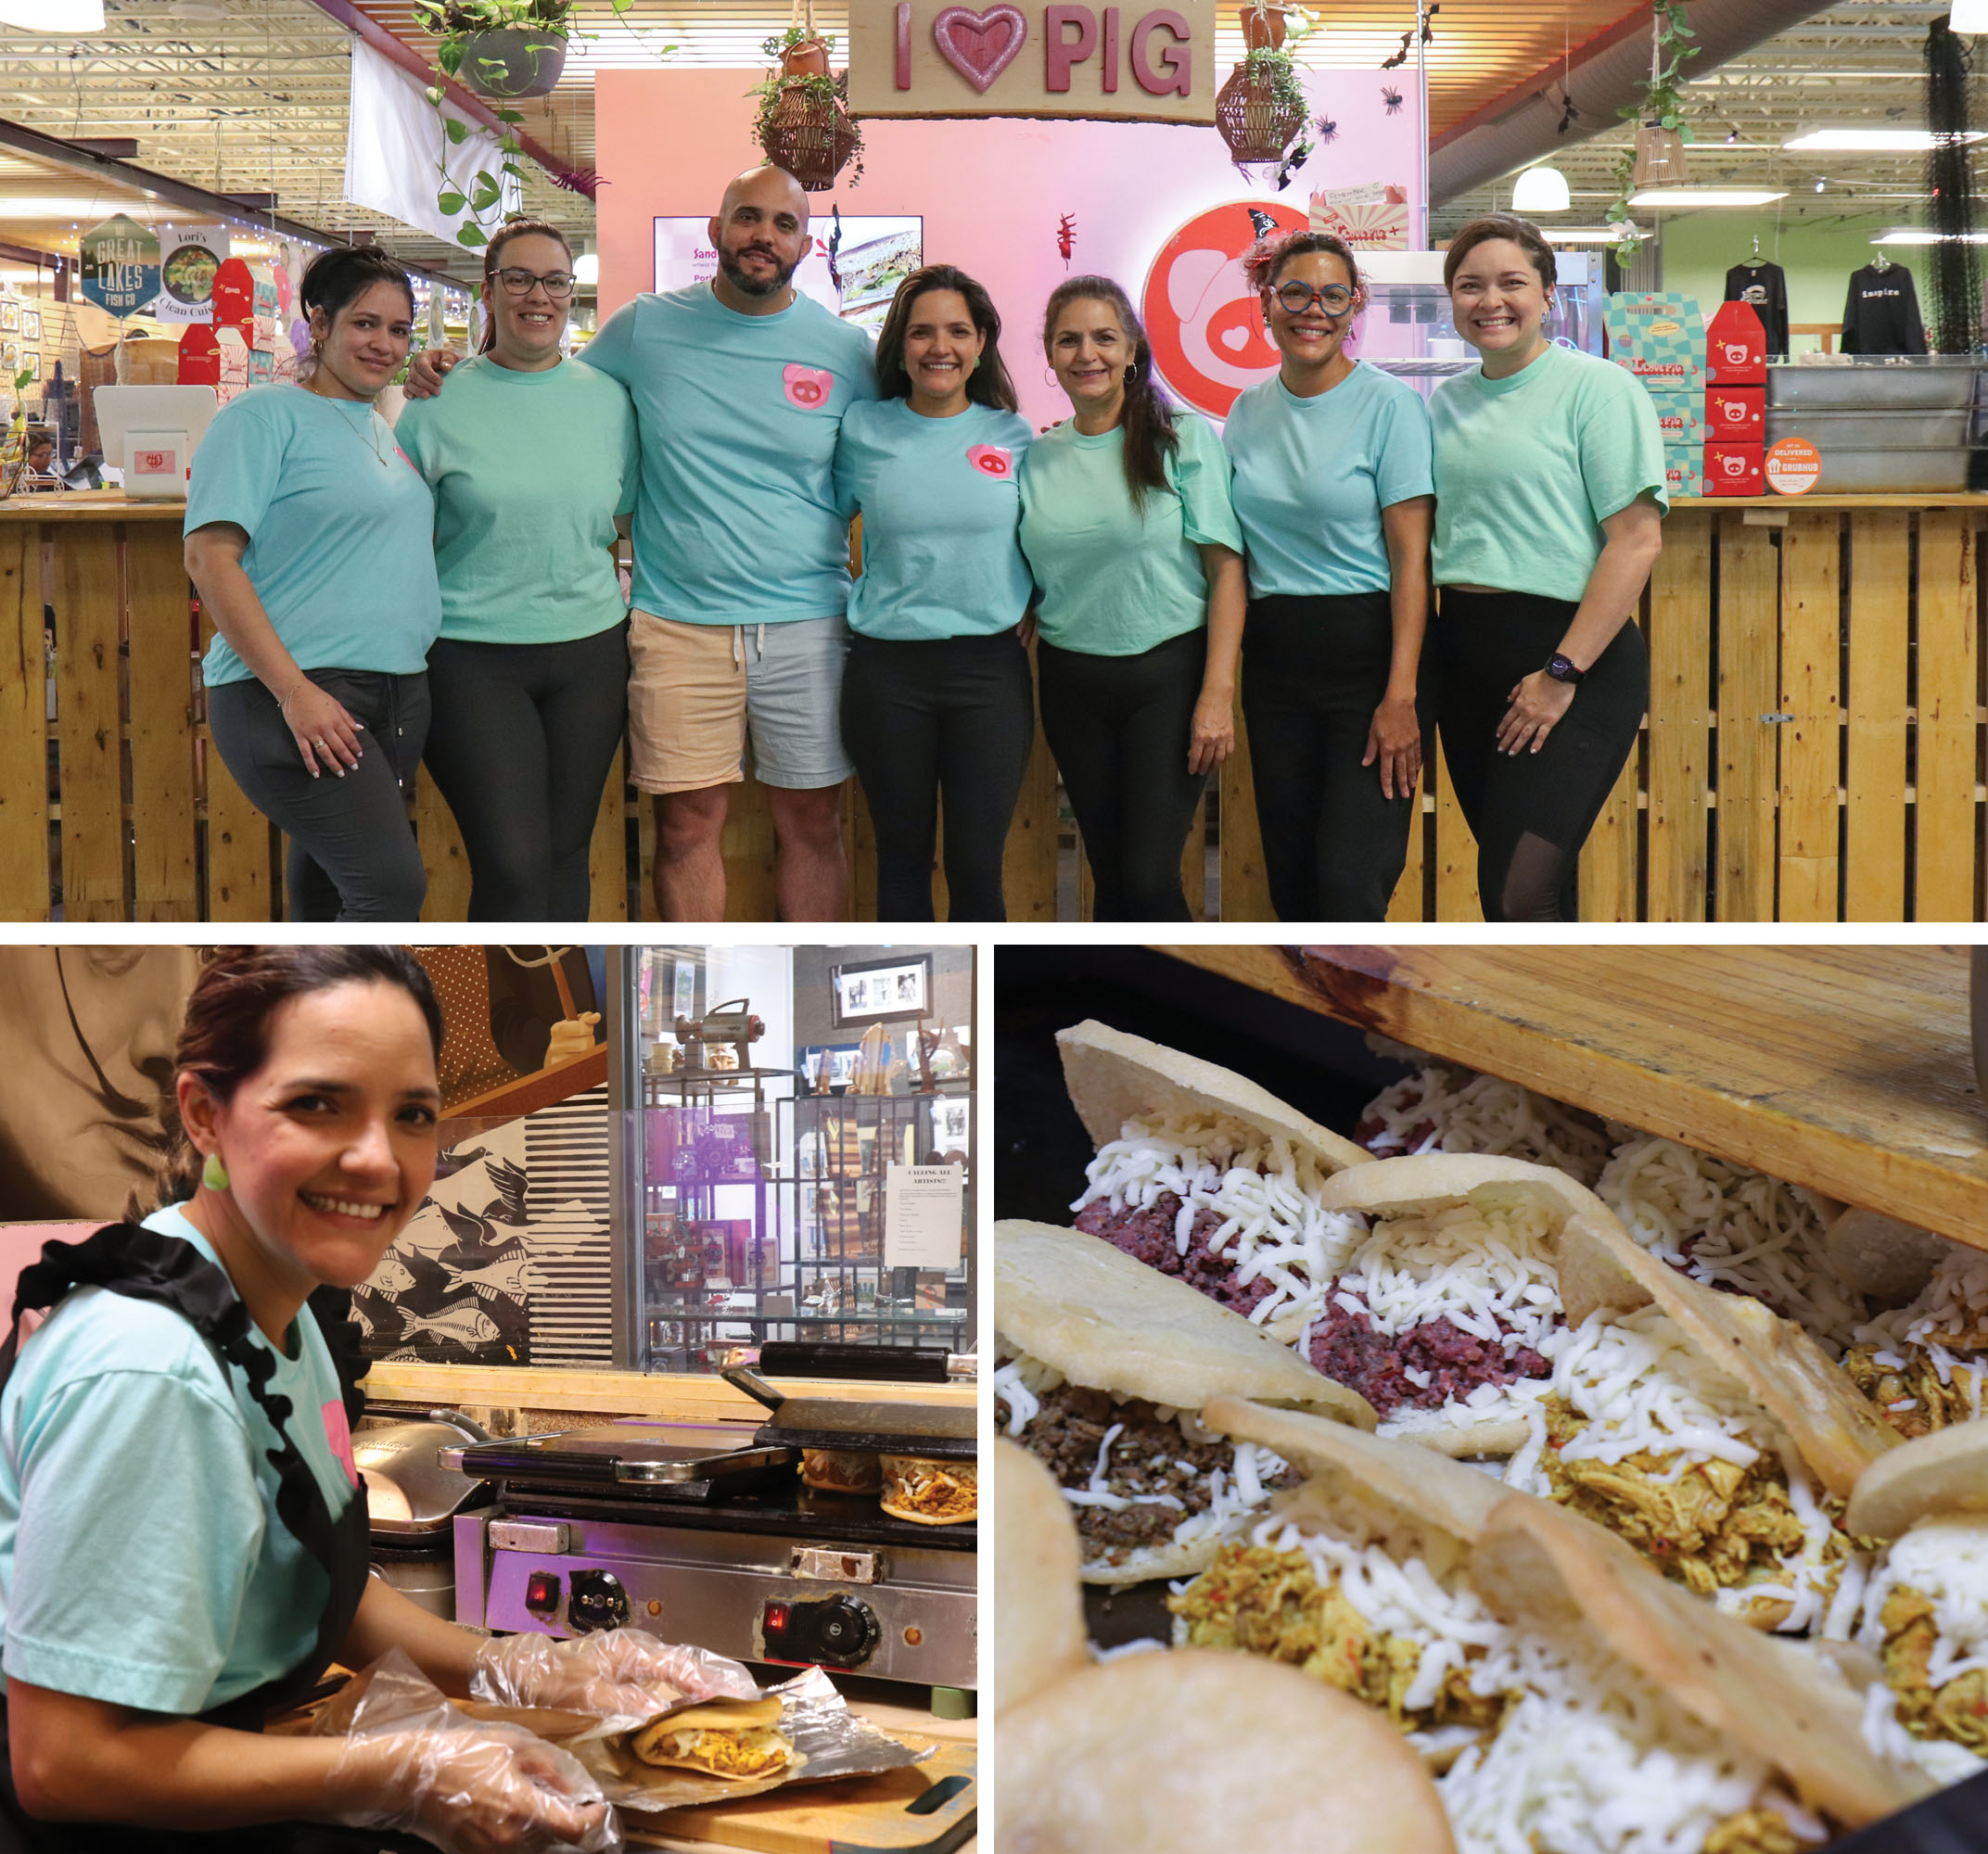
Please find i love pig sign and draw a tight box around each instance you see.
[847,0,1217,121]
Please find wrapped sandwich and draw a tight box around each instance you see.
[629,1696,799,1782]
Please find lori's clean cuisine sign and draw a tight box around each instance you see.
[847,0,1217,121]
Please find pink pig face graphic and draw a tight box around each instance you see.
[784,363,833,410]
[967,444,1013,478]
[1721,453,1748,477]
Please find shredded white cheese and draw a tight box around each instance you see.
[1854,1251,1988,1407]
[1073,1112,1367,1338]
[1357,1064,1613,1184]
[1858,1516,1988,1690]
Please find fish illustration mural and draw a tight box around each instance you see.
[366,1252,415,1295]
[440,1251,541,1304]
[397,1299,503,1351]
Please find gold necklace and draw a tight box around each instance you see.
[304,375,392,468]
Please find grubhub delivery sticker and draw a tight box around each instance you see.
[1765,437,1821,497]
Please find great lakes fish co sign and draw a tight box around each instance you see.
[846,0,1218,122]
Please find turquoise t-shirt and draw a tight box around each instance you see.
[835,399,1034,641]
[185,382,442,687]
[395,352,640,646]
[579,283,878,626]
[1018,410,1242,656]
[1430,342,1669,603]
[1223,361,1434,599]
[0,1204,358,1714]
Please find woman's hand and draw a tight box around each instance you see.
[471,1626,758,1718]
[337,1723,614,1854]
[403,348,462,400]
[1016,613,1038,648]
[1188,687,1235,777]
[1497,671,1577,756]
[544,1015,601,1065]
[1362,692,1422,800]
[279,679,364,779]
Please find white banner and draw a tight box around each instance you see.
[343,34,517,248]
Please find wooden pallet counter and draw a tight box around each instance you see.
[10,490,1984,921]
[1156,943,1988,1251]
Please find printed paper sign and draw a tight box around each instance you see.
[884,1162,965,1269]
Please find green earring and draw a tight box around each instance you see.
[202,1150,230,1193]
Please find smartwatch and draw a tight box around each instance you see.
[1543,653,1585,686]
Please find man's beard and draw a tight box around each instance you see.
[719,242,798,298]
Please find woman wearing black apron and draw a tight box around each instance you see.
[0,947,689,1850]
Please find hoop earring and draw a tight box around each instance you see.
[202,1150,230,1193]
[1044,368,1059,387]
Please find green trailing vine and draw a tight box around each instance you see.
[1604,0,1700,262]
[1242,5,1320,184]
[750,28,865,187]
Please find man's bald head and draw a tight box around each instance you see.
[718,163,810,231]
[708,164,814,308]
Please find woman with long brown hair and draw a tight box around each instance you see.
[833,263,1035,921]
[395,220,641,921]
[1018,275,1244,921]
[0,946,732,1850]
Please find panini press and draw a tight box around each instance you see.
[446,1344,975,1695]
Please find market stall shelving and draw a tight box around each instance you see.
[1156,943,1988,1252]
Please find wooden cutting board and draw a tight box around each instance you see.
[625,1740,975,1854]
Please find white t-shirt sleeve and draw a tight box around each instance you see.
[6,1367,265,1714]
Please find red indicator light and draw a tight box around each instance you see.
[764,1602,790,1632]
[526,1571,560,1612]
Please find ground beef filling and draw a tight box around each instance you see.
[1306,1299,1550,1416]
[1074,1192,1272,1319]
[1010,1380,1261,1556]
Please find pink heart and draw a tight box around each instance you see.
[784,362,834,410]
[1219,326,1250,353]
[966,443,1013,477]
[932,5,1027,94]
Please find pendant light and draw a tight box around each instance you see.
[0,0,104,27]
[1511,164,1572,212]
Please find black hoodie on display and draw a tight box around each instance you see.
[1841,262,1929,355]
[1724,260,1790,356]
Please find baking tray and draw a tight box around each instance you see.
[1763,409,1971,450]
[1767,361,1979,412]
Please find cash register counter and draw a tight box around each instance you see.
[7,489,1984,923]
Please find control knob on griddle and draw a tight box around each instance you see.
[813,1594,881,1667]
[567,1568,630,1632]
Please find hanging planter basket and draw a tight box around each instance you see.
[1240,4,1288,53]
[1215,57,1306,171]
[757,39,860,193]
[1630,121,1689,189]
[457,27,567,98]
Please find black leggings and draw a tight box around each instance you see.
[423,622,631,921]
[1434,590,1649,922]
[206,668,429,923]
[840,629,1036,921]
[1038,628,1208,922]
[1242,591,1434,922]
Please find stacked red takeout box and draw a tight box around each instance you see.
[1702,300,1766,496]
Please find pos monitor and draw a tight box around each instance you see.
[92,384,220,500]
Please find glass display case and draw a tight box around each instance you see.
[611,946,975,1374]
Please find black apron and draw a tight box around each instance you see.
[0,1222,418,1853]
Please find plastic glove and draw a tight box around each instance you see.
[471,1628,759,1720]
[323,1649,619,1854]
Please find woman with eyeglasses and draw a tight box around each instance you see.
[1221,229,1434,922]
[395,220,640,921]
[185,247,441,921]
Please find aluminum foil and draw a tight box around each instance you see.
[565,1666,935,1813]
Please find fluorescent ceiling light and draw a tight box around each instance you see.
[1628,188,1789,208]
[1950,0,1988,30]
[1785,129,1986,151]
[1871,228,1988,245]
[0,0,105,30]
[0,195,162,218]
[1510,164,1571,212]
[1544,227,1647,243]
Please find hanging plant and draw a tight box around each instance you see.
[1604,0,1700,263]
[414,0,675,247]
[752,26,864,192]
[1215,4,1319,179]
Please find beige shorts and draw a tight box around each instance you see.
[627,610,854,794]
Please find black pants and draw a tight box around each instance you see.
[841,629,1036,922]
[1434,590,1649,922]
[1039,629,1208,922]
[424,621,631,921]
[206,668,430,923]
[1241,591,1434,922]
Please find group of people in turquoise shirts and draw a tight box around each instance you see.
[181,168,1666,924]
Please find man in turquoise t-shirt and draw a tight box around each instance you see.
[409,166,877,923]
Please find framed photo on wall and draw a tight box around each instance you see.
[20,351,36,382]
[831,953,930,1026]
[0,299,17,334]
[19,308,38,342]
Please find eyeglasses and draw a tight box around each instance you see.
[495,267,577,298]
[1275,280,1357,316]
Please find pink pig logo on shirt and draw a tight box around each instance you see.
[967,444,1013,478]
[322,1398,359,1487]
[784,363,834,410]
